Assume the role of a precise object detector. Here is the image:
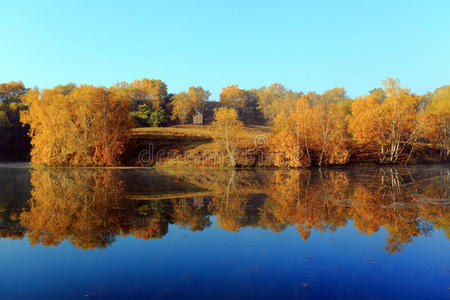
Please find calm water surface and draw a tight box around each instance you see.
[0,164,449,299]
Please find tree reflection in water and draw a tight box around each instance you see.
[0,165,447,252]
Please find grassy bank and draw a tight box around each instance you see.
[123,125,447,167]
[123,125,271,167]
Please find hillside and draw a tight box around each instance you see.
[122,125,271,167]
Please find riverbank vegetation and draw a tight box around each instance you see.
[0,78,448,167]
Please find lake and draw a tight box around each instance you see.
[0,164,449,299]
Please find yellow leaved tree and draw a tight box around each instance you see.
[210,107,243,168]
[21,85,132,166]
[348,78,420,164]
[422,85,450,159]
[270,93,350,167]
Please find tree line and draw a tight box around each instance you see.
[0,78,448,166]
[269,79,449,167]
[210,79,448,168]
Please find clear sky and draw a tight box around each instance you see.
[1,0,449,99]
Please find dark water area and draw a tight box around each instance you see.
[0,163,449,299]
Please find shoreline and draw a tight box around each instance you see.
[1,161,448,170]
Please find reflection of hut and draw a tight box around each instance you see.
[193,111,203,125]
[193,197,204,209]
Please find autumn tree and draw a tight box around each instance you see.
[419,91,434,110]
[91,87,133,165]
[255,83,289,122]
[347,95,379,143]
[255,84,303,124]
[220,85,263,124]
[54,83,76,96]
[170,91,191,124]
[211,107,244,168]
[380,79,421,163]
[271,92,350,167]
[422,85,450,159]
[21,85,132,166]
[348,78,420,164]
[20,88,69,165]
[305,91,320,105]
[271,95,314,167]
[129,78,168,110]
[311,88,350,166]
[275,91,301,118]
[170,86,210,124]
[369,88,386,103]
[188,86,210,114]
[220,85,246,110]
[0,81,28,105]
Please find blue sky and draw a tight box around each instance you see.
[1,0,449,99]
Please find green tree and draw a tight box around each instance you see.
[130,104,152,127]
[149,109,169,127]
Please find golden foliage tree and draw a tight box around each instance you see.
[311,88,350,166]
[255,83,300,123]
[220,85,263,125]
[220,85,247,110]
[170,91,191,124]
[0,81,28,104]
[271,94,350,167]
[347,95,380,143]
[169,86,210,123]
[348,78,421,164]
[130,78,168,109]
[422,85,450,158]
[271,95,313,167]
[188,86,210,114]
[211,107,244,168]
[21,85,132,166]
